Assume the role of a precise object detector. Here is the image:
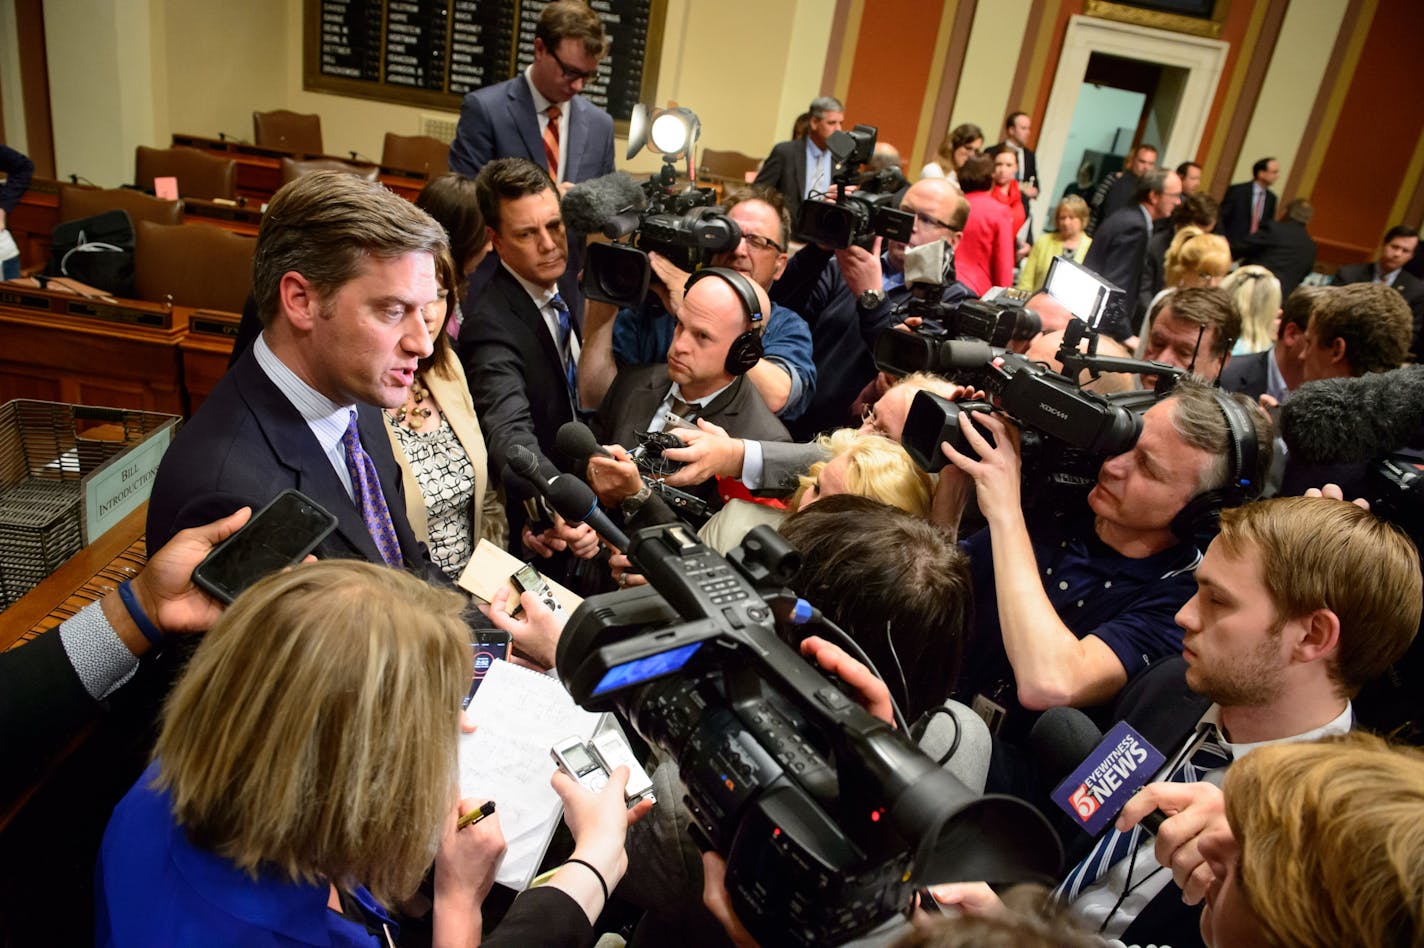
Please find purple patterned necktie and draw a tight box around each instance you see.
[342,410,402,568]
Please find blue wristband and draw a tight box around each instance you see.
[117,579,165,649]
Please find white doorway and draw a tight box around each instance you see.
[1033,14,1228,232]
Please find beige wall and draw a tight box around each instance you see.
[950,0,1031,139]
[39,0,831,185]
[1232,0,1347,188]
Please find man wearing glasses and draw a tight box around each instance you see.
[772,176,972,439]
[448,0,614,193]
[581,187,817,421]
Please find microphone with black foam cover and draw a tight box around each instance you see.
[1031,707,1169,835]
[556,421,613,474]
[559,171,646,238]
[1280,364,1424,464]
[545,473,631,552]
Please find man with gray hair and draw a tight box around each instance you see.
[1082,167,1183,341]
[753,95,845,222]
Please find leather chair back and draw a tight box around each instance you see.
[380,133,450,178]
[134,146,237,201]
[279,156,380,186]
[58,184,183,227]
[132,221,254,313]
[252,109,323,154]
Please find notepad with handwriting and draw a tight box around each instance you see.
[458,658,604,889]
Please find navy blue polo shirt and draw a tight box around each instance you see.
[955,511,1200,736]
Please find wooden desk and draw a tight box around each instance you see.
[7,178,59,272]
[0,285,189,414]
[180,309,239,414]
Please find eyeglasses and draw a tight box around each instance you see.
[861,403,889,435]
[546,45,597,83]
[742,233,785,254]
[908,210,956,233]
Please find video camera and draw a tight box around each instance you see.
[581,161,742,308]
[557,523,1059,947]
[796,125,916,250]
[876,253,1184,503]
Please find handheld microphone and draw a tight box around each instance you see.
[502,464,554,533]
[1035,709,1170,835]
[546,475,631,551]
[507,445,559,493]
[556,421,613,473]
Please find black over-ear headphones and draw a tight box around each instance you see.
[1169,388,1262,542]
[683,266,764,376]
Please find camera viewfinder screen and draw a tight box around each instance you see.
[1044,256,1107,326]
[593,642,703,696]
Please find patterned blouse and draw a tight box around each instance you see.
[387,415,476,580]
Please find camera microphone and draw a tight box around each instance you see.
[560,171,646,236]
[1281,364,1424,464]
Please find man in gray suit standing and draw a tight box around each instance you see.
[448,0,614,191]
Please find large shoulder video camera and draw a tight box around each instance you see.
[557,523,1059,946]
[580,162,742,308]
[876,255,1184,504]
[796,125,915,251]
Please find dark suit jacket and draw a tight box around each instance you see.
[1333,262,1424,358]
[592,363,791,450]
[1218,181,1277,256]
[448,76,614,184]
[1239,219,1316,298]
[753,138,808,223]
[459,264,579,478]
[147,348,439,582]
[1081,205,1151,340]
[1138,219,1176,321]
[1218,348,1271,400]
[0,630,97,795]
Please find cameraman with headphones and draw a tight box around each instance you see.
[938,377,1273,754]
[588,268,792,487]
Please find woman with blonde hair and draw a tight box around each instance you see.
[1220,264,1282,355]
[96,561,642,946]
[921,123,983,186]
[1017,195,1092,291]
[1163,226,1231,289]
[698,429,934,554]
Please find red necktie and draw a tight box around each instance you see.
[543,105,561,182]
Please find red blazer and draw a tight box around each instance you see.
[958,191,1016,295]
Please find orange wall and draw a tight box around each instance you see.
[1309,0,1424,256]
[839,0,943,158]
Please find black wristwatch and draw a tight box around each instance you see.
[858,288,886,312]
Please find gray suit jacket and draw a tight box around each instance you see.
[759,440,829,492]
[448,75,614,184]
[593,364,791,451]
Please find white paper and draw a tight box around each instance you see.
[458,659,603,889]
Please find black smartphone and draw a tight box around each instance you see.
[191,489,338,604]
[463,630,513,708]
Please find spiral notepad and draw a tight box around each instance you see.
[458,658,605,889]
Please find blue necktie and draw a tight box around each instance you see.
[342,410,402,568]
[551,292,578,408]
[1056,723,1232,904]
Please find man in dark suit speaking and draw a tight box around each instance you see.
[448,0,614,191]
[1217,156,1279,256]
[147,172,450,586]
[1081,167,1182,340]
[753,95,845,225]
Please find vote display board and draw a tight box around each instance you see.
[305,0,665,127]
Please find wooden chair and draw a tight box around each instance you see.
[134,146,236,201]
[132,221,254,313]
[57,184,182,227]
[252,109,323,154]
[697,149,761,187]
[279,156,380,187]
[380,133,451,178]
